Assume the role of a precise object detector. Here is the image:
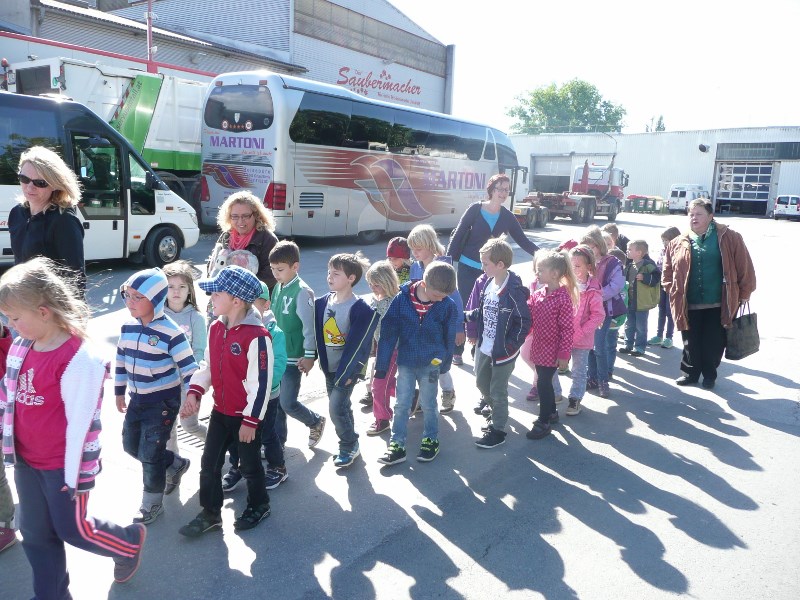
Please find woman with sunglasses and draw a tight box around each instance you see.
[8,146,85,290]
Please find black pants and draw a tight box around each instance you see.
[680,307,725,382]
[228,393,284,469]
[201,410,268,513]
[456,262,483,356]
[535,365,558,424]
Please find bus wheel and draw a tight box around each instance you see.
[144,227,182,267]
[356,229,382,244]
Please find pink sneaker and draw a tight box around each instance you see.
[0,527,18,554]
[526,386,539,402]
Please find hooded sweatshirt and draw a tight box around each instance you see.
[114,268,198,405]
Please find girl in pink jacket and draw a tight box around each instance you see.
[566,246,606,416]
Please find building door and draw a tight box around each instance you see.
[714,161,774,215]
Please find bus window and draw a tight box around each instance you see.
[459,123,486,161]
[0,107,62,185]
[495,131,518,169]
[130,154,156,215]
[345,102,393,150]
[390,110,429,154]
[427,117,465,159]
[289,92,350,147]
[71,133,123,218]
[203,85,274,132]
[483,130,496,161]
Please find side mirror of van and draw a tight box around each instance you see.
[145,170,157,190]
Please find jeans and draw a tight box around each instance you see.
[200,410,268,513]
[588,316,614,382]
[474,351,516,431]
[623,309,650,352]
[324,372,358,454]
[535,365,558,424]
[371,349,397,421]
[656,289,675,339]
[276,365,322,446]
[568,348,590,400]
[392,364,440,447]
[122,396,181,496]
[607,328,620,377]
[680,307,725,382]
[15,460,142,600]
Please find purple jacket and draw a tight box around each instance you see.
[597,254,626,317]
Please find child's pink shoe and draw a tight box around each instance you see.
[526,386,539,402]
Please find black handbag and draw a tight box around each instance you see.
[725,302,759,360]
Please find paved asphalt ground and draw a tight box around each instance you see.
[1,212,798,599]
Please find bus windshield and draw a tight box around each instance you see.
[203,85,275,132]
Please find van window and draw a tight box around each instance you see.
[71,133,123,218]
[130,154,156,215]
[0,106,62,185]
[791,197,799,207]
[777,196,789,206]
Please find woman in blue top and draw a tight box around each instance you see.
[446,173,539,363]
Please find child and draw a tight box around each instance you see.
[648,226,681,349]
[163,260,208,454]
[268,241,327,457]
[254,283,289,489]
[364,261,401,435]
[179,266,274,536]
[565,245,605,416]
[375,262,458,465]
[116,268,197,524]
[580,226,625,398]
[619,240,660,356]
[0,322,16,554]
[466,238,531,448]
[315,252,378,468]
[603,232,628,379]
[407,225,464,413]
[0,258,146,594]
[387,236,412,285]
[526,251,577,440]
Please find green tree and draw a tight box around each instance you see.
[646,115,666,132]
[507,79,626,135]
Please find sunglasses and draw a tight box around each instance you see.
[18,173,50,188]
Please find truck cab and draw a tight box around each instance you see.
[0,92,199,266]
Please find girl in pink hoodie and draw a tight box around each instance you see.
[566,245,606,415]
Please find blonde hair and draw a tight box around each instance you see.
[537,250,579,307]
[479,236,513,268]
[162,260,199,310]
[569,244,597,274]
[217,190,276,233]
[365,260,400,298]
[628,239,648,254]
[407,224,445,257]
[18,146,81,209]
[0,257,90,340]
[579,226,608,257]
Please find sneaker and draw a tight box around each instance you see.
[566,397,582,416]
[526,386,539,402]
[618,347,632,354]
[554,394,563,404]
[133,504,164,525]
[308,416,326,448]
[178,510,222,538]
[526,420,552,440]
[480,403,492,417]
[439,390,456,414]
[417,438,440,462]
[475,427,506,449]
[598,380,610,399]
[647,336,663,345]
[221,468,243,493]
[359,390,373,406]
[452,354,463,366]
[113,524,147,583]
[377,442,407,466]
[332,444,360,468]
[549,411,560,425]
[366,419,391,436]
[629,350,645,357]
[558,367,571,376]
[264,466,288,490]
[586,379,599,391]
[0,527,18,554]
[661,338,674,349]
[234,502,271,531]
[164,457,190,495]
[473,397,488,414]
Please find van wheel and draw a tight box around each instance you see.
[144,227,182,267]
[356,229,382,244]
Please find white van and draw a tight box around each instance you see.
[773,195,800,220]
[0,92,199,267]
[668,184,709,214]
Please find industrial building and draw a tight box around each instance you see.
[512,127,800,216]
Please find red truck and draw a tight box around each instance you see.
[513,159,629,228]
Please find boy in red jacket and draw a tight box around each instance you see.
[178,266,274,537]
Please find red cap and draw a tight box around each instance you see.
[557,239,578,251]
[387,237,411,259]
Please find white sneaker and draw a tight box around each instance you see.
[439,390,456,414]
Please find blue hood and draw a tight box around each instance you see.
[123,268,168,320]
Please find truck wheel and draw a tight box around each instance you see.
[571,201,586,223]
[144,227,182,267]
[607,202,618,222]
[537,207,550,228]
[356,229,382,244]
[525,209,536,229]
[584,202,596,223]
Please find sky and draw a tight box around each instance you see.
[388,0,800,134]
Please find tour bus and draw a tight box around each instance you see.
[199,71,520,241]
[0,92,199,267]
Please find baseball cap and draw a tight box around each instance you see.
[387,237,410,259]
[258,282,270,302]
[198,265,262,303]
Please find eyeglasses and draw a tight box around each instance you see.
[18,173,50,188]
[121,290,147,302]
[230,213,254,221]
[494,187,510,193]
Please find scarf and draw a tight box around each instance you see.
[228,228,256,250]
